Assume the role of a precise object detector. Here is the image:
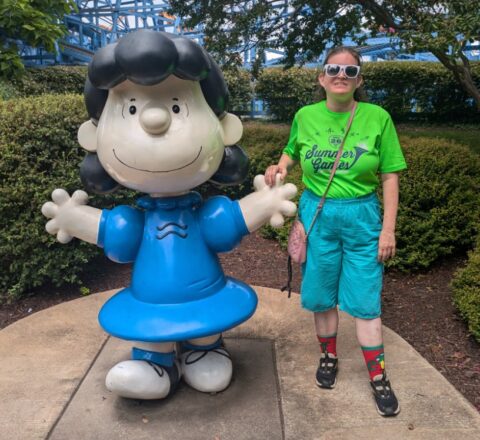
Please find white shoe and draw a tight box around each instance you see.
[105,359,179,400]
[180,345,232,393]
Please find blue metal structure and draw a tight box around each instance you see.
[19,0,480,66]
[21,0,205,65]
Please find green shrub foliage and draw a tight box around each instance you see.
[255,67,320,122]
[198,122,292,200]
[0,66,253,116]
[237,126,480,272]
[3,66,88,98]
[256,62,480,122]
[395,137,480,270]
[364,62,480,122]
[222,68,252,115]
[2,62,479,122]
[451,236,480,342]
[2,98,479,299]
[0,94,134,300]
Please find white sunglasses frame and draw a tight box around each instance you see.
[323,64,361,79]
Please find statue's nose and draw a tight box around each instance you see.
[139,105,171,135]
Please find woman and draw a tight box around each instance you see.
[265,46,407,417]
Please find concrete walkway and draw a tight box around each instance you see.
[1,287,479,440]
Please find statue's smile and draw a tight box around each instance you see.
[113,146,203,173]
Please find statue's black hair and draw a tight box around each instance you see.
[85,30,229,122]
[80,30,248,194]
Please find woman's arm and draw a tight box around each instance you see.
[265,154,298,187]
[378,173,399,262]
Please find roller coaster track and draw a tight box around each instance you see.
[18,1,479,66]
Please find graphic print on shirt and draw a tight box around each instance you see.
[304,131,369,173]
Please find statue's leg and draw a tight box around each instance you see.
[180,334,232,393]
[105,341,181,400]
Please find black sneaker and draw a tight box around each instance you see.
[315,350,338,389]
[370,373,401,416]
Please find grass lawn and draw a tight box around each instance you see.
[397,123,480,154]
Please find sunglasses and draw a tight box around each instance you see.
[323,64,361,79]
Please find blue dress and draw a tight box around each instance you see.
[96,192,258,342]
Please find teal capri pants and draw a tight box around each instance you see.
[299,189,383,319]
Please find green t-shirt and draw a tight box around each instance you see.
[283,101,407,198]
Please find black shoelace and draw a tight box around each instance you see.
[184,347,231,365]
[372,375,392,397]
[147,361,166,377]
[319,342,337,372]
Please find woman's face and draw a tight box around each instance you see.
[318,51,363,102]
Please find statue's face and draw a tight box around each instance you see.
[95,76,226,195]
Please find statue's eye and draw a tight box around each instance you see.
[129,105,137,115]
[172,105,180,114]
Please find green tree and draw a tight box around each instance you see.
[0,0,76,80]
[170,1,480,110]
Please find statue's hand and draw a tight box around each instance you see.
[41,189,90,243]
[252,174,297,227]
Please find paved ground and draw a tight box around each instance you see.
[1,286,479,440]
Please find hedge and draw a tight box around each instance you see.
[222,68,253,114]
[2,62,480,123]
[1,96,479,300]
[394,137,480,270]
[451,236,480,342]
[0,94,266,301]
[364,62,480,122]
[0,65,253,116]
[241,126,480,272]
[1,66,88,99]
[255,67,320,122]
[256,62,480,122]
[0,94,135,301]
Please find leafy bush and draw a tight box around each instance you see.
[0,99,287,300]
[395,137,480,270]
[236,126,480,272]
[2,97,479,299]
[255,62,480,123]
[3,62,479,122]
[364,62,480,122]
[222,68,253,115]
[0,80,21,101]
[0,94,134,301]
[239,123,304,243]
[452,236,480,342]
[1,66,88,99]
[256,67,319,122]
[0,66,253,115]
[198,122,292,200]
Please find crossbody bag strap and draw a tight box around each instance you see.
[304,101,357,238]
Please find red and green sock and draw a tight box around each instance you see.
[317,333,337,357]
[361,344,385,380]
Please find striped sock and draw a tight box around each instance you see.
[317,334,337,357]
[361,344,385,380]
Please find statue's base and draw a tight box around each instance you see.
[49,337,282,439]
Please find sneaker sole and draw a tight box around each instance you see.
[315,376,337,389]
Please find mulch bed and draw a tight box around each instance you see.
[1,232,479,411]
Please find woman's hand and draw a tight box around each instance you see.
[265,164,288,187]
[378,229,396,262]
[238,174,297,232]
